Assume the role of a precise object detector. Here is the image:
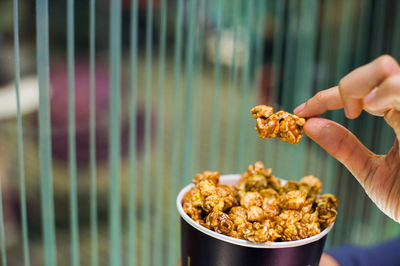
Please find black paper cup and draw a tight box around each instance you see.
[177,174,334,266]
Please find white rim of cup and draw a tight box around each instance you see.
[176,174,334,249]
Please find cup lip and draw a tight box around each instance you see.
[177,174,334,249]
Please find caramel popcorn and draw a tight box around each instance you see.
[239,191,263,209]
[299,175,322,196]
[278,190,307,210]
[193,171,220,185]
[251,105,306,144]
[247,206,265,222]
[316,194,339,228]
[259,188,279,204]
[182,161,338,243]
[203,194,225,213]
[205,211,234,235]
[282,181,299,193]
[198,180,218,196]
[262,201,280,219]
[229,206,248,223]
[245,220,280,242]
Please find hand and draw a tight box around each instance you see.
[294,55,400,223]
[319,253,339,266]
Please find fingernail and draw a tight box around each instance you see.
[294,103,305,115]
[364,90,377,105]
[344,108,352,118]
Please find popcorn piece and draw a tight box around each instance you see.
[183,202,203,220]
[198,180,218,197]
[245,175,267,191]
[274,209,321,241]
[246,220,280,243]
[316,194,339,228]
[300,204,314,216]
[301,209,319,224]
[203,194,225,213]
[282,181,299,193]
[247,161,273,177]
[278,190,307,210]
[247,206,265,222]
[251,105,274,119]
[259,188,279,204]
[206,211,234,235]
[317,207,338,228]
[217,185,236,210]
[237,161,272,191]
[229,206,248,224]
[276,210,302,225]
[182,187,203,207]
[267,176,282,192]
[228,207,250,240]
[299,175,322,196]
[251,105,306,145]
[193,171,220,185]
[262,201,280,219]
[297,222,321,239]
[239,192,263,209]
[232,221,253,240]
[274,210,302,241]
[316,193,339,209]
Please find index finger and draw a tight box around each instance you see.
[339,55,400,118]
[294,86,343,117]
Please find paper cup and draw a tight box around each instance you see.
[177,174,334,266]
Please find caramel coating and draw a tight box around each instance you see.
[247,161,273,177]
[316,194,339,228]
[282,181,299,193]
[299,175,322,196]
[182,162,338,244]
[193,171,220,185]
[278,190,307,210]
[260,188,279,205]
[229,206,248,222]
[203,194,225,213]
[274,210,321,241]
[245,175,268,192]
[251,105,306,144]
[267,176,282,192]
[183,202,203,220]
[247,206,265,222]
[206,211,234,235]
[239,192,263,209]
[262,201,280,219]
[182,187,203,207]
[316,193,339,209]
[217,185,237,210]
[198,180,218,197]
[246,220,280,242]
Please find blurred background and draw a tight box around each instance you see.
[0,0,399,265]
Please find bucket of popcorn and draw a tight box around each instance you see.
[176,162,338,266]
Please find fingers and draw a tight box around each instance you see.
[339,55,400,118]
[295,55,400,119]
[294,86,343,117]
[364,74,400,116]
[303,117,378,184]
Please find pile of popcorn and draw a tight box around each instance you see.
[182,162,338,243]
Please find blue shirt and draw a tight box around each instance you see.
[326,237,400,266]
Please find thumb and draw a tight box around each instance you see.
[384,109,400,144]
[303,117,378,186]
